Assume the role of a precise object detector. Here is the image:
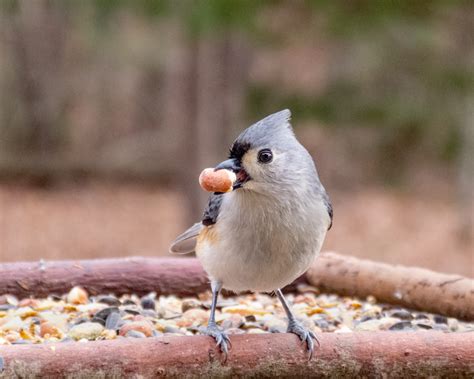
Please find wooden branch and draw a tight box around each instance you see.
[0,333,472,378]
[0,257,211,299]
[306,252,474,321]
[0,253,472,320]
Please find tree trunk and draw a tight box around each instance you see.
[8,0,68,153]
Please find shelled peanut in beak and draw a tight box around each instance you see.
[199,168,236,193]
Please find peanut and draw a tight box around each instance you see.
[199,168,236,193]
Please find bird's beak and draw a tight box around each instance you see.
[214,158,241,172]
[214,158,250,190]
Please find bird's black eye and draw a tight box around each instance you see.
[257,149,273,164]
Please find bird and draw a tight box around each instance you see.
[170,109,332,358]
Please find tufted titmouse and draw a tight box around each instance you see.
[170,109,332,358]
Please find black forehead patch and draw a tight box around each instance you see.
[229,141,251,161]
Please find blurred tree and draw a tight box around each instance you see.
[2,0,70,153]
[0,0,471,224]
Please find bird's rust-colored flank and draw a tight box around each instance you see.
[197,226,219,249]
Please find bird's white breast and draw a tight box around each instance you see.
[196,190,329,292]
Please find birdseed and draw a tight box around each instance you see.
[0,285,472,345]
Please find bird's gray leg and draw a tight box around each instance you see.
[276,289,319,359]
[202,280,231,356]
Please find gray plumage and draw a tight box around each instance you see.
[169,194,223,254]
[170,109,332,290]
[170,109,332,357]
[202,194,224,226]
[169,222,202,255]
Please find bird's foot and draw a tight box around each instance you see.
[287,319,320,360]
[201,323,231,357]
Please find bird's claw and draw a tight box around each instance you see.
[201,324,231,358]
[287,319,320,360]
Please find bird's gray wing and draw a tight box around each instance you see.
[169,222,203,254]
[202,193,223,226]
[323,192,333,230]
[169,194,224,254]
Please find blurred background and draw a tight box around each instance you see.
[0,0,472,276]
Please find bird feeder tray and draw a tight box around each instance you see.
[0,254,472,378]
